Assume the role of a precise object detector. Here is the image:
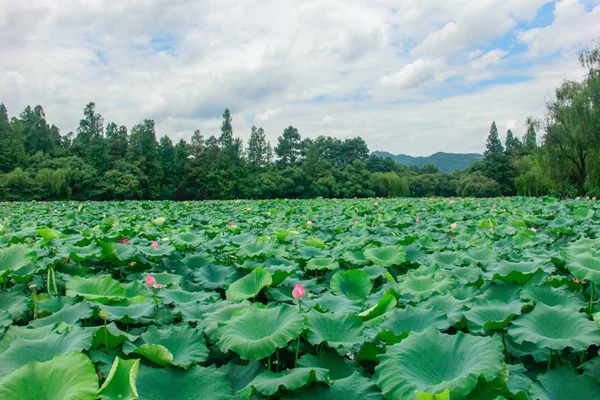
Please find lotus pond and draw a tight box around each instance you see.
[0,198,599,399]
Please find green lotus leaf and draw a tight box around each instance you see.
[137,242,175,257]
[239,368,330,398]
[415,390,450,400]
[124,325,208,368]
[508,303,600,351]
[306,310,364,352]
[506,364,533,398]
[464,300,523,333]
[418,294,467,325]
[520,284,586,309]
[428,251,461,267]
[529,368,600,400]
[182,253,217,270]
[226,361,264,392]
[443,265,483,285]
[129,344,173,367]
[477,282,521,303]
[313,292,362,314]
[92,322,138,349]
[374,327,504,399]
[238,241,275,258]
[136,364,235,400]
[398,267,454,300]
[364,246,406,268]
[0,325,56,353]
[37,227,61,240]
[193,264,237,289]
[195,301,250,340]
[158,288,218,305]
[0,327,93,378]
[297,247,329,259]
[564,251,600,285]
[226,268,272,302]
[100,242,138,262]
[97,357,139,400]
[0,290,29,320]
[170,232,204,247]
[297,353,355,380]
[462,247,497,265]
[330,269,372,301]
[0,310,11,328]
[29,301,93,328]
[582,357,600,383]
[486,261,555,285]
[66,276,126,303]
[573,206,594,221]
[96,302,155,323]
[342,250,371,266]
[306,257,339,271]
[358,292,398,322]
[218,304,304,360]
[378,306,450,344]
[57,243,101,262]
[0,353,98,400]
[0,244,36,276]
[284,371,383,400]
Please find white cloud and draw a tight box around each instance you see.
[471,49,508,69]
[255,108,282,122]
[518,0,600,55]
[377,58,446,89]
[0,0,598,155]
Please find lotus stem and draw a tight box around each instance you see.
[580,351,585,366]
[267,354,271,372]
[276,349,280,373]
[501,331,511,364]
[547,350,553,371]
[590,283,595,314]
[295,336,300,368]
[103,317,108,352]
[153,291,159,325]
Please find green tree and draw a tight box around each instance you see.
[482,121,512,194]
[522,117,540,153]
[247,126,272,169]
[106,122,128,161]
[370,172,409,197]
[504,129,522,157]
[127,119,163,198]
[275,126,304,164]
[0,104,26,172]
[219,109,233,149]
[72,102,110,172]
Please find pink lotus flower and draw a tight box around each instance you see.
[552,210,557,215]
[530,227,537,233]
[492,205,497,210]
[145,273,163,289]
[118,237,130,244]
[151,241,159,249]
[292,283,305,300]
[415,217,420,223]
[449,200,455,204]
[228,220,235,226]
[307,220,313,227]
[450,222,457,230]
[354,220,359,225]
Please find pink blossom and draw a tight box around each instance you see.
[449,200,455,204]
[415,217,421,223]
[145,273,163,289]
[553,210,556,215]
[307,220,313,227]
[477,203,481,207]
[573,277,583,284]
[151,241,159,249]
[117,237,130,244]
[228,221,235,226]
[354,220,359,225]
[292,283,306,300]
[450,222,457,230]
[492,205,497,210]
[530,227,538,233]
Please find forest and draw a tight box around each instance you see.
[0,45,598,201]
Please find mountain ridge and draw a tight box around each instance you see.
[372,151,483,173]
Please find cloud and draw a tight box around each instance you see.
[255,108,282,123]
[0,0,598,154]
[471,49,508,69]
[518,0,600,55]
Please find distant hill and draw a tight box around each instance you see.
[372,151,483,173]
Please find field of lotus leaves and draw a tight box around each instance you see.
[0,198,599,399]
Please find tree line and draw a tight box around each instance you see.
[0,44,598,200]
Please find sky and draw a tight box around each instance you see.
[1,0,600,156]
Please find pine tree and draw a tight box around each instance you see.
[247,125,272,169]
[275,126,302,164]
[522,116,539,153]
[0,104,26,172]
[219,109,233,149]
[504,129,522,158]
[482,121,512,194]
